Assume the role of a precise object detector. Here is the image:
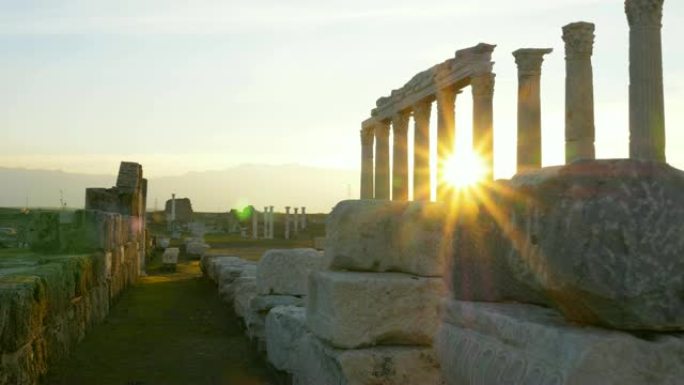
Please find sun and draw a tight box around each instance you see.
[442,151,488,189]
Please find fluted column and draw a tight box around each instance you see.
[436,87,457,200]
[413,100,432,201]
[626,0,666,161]
[360,126,375,199]
[284,206,291,240]
[391,111,410,201]
[471,73,495,180]
[374,121,391,200]
[562,22,596,163]
[513,48,553,172]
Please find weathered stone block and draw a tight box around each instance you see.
[185,241,209,258]
[257,248,326,296]
[266,305,309,372]
[325,200,449,277]
[295,334,444,385]
[435,300,684,385]
[162,248,179,265]
[307,271,445,349]
[233,277,257,319]
[244,295,304,350]
[450,160,684,330]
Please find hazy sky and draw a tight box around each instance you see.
[1,0,683,180]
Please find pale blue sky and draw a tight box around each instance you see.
[1,0,683,179]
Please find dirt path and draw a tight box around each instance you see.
[44,259,275,385]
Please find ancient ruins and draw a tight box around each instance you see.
[1,1,681,385]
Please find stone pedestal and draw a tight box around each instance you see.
[392,111,410,201]
[513,48,552,172]
[471,73,495,180]
[563,22,596,163]
[360,127,375,199]
[436,88,457,200]
[374,122,391,200]
[626,0,666,162]
[413,100,432,201]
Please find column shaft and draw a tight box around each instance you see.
[513,48,552,173]
[563,22,596,163]
[436,88,457,200]
[413,100,432,201]
[472,74,495,180]
[391,112,410,201]
[360,127,375,199]
[374,122,391,200]
[626,0,666,161]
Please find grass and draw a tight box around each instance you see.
[203,234,316,262]
[43,253,275,385]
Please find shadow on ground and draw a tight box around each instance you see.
[44,256,275,385]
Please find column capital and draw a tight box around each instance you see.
[625,0,664,28]
[391,111,410,134]
[562,22,595,59]
[513,48,553,76]
[471,73,495,97]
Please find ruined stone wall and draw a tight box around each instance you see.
[0,162,147,385]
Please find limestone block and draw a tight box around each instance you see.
[450,160,684,330]
[162,248,179,265]
[244,295,304,350]
[266,305,309,372]
[295,334,444,385]
[217,261,251,302]
[435,300,684,385]
[325,200,449,277]
[307,271,445,349]
[257,248,326,296]
[204,256,242,282]
[157,237,170,249]
[233,277,257,319]
[240,264,257,278]
[185,241,209,258]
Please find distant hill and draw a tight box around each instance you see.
[0,165,358,213]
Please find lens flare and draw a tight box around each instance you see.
[442,151,488,189]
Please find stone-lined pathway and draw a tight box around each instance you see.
[45,259,274,385]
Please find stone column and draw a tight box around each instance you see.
[391,111,410,201]
[171,193,176,222]
[626,0,666,162]
[360,126,375,199]
[284,206,290,240]
[252,207,258,240]
[301,207,306,229]
[374,121,391,200]
[471,73,495,180]
[436,87,457,200]
[562,22,596,163]
[413,100,432,201]
[268,206,274,238]
[513,48,553,173]
[294,207,299,234]
[263,206,268,238]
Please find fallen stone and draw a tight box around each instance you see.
[265,305,308,372]
[203,256,242,282]
[157,237,170,249]
[257,249,326,296]
[307,271,445,349]
[185,241,209,258]
[239,264,257,278]
[450,160,684,330]
[233,277,257,319]
[325,200,449,277]
[217,261,252,302]
[435,300,684,385]
[295,334,444,385]
[161,248,179,265]
[244,295,304,351]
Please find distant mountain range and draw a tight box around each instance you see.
[0,165,358,213]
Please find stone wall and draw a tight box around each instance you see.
[0,161,147,385]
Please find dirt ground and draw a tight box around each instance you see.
[44,256,276,385]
